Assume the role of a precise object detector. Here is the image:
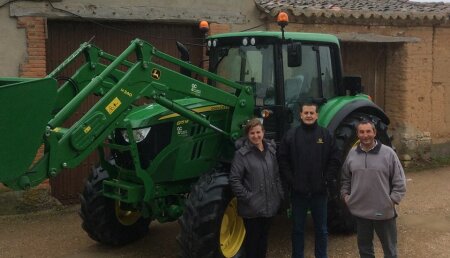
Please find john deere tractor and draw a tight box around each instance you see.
[0,14,390,257]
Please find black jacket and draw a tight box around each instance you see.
[229,138,284,218]
[278,122,341,195]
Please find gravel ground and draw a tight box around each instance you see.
[0,166,449,258]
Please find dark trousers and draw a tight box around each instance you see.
[355,217,398,258]
[243,217,272,258]
[291,192,328,258]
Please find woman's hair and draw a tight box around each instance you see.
[244,118,264,135]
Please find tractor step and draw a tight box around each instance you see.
[103,179,144,203]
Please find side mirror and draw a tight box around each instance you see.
[287,42,302,67]
[176,41,191,77]
[343,76,362,95]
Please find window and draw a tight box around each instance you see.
[319,46,335,99]
[282,44,336,105]
[215,45,275,106]
[283,45,320,105]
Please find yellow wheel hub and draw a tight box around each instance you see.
[115,201,141,226]
[220,198,246,257]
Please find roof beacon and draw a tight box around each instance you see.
[277,11,289,41]
[199,21,209,34]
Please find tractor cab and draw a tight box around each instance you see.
[207,31,343,141]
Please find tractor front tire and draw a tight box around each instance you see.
[79,166,151,245]
[177,168,246,258]
[328,112,391,234]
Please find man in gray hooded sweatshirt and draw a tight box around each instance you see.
[341,120,406,258]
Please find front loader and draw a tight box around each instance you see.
[0,13,391,257]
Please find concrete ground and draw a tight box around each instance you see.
[0,166,449,257]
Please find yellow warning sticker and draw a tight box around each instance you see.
[106,97,122,115]
[83,126,92,134]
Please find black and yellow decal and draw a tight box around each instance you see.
[105,97,122,115]
[151,68,161,80]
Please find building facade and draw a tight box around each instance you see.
[1,0,450,199]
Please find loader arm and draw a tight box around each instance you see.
[0,38,254,190]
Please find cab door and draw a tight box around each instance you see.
[251,45,285,142]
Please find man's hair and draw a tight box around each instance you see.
[356,120,376,132]
[299,102,319,113]
[244,118,264,135]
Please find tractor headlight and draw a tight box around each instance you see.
[242,37,248,46]
[121,127,151,143]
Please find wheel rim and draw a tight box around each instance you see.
[115,201,141,226]
[220,197,246,257]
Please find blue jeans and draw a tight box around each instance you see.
[292,192,328,258]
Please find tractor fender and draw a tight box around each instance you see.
[324,99,389,132]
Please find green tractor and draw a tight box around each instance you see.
[0,16,390,258]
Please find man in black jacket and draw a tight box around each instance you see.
[278,103,341,258]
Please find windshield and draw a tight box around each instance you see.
[211,42,336,108]
[214,45,275,106]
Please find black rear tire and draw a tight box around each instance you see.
[79,166,151,245]
[177,167,246,258]
[328,112,391,234]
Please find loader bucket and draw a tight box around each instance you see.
[0,77,57,185]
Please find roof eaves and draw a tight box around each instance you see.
[255,0,450,25]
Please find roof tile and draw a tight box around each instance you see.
[255,0,450,22]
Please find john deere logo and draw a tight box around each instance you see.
[317,138,324,144]
[151,68,161,80]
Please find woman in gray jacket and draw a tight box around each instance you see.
[229,118,284,258]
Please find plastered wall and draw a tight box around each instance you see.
[0,7,26,77]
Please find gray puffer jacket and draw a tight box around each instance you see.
[229,138,284,218]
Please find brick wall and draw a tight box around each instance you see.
[17,17,46,78]
[209,23,231,35]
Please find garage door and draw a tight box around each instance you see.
[46,20,204,204]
